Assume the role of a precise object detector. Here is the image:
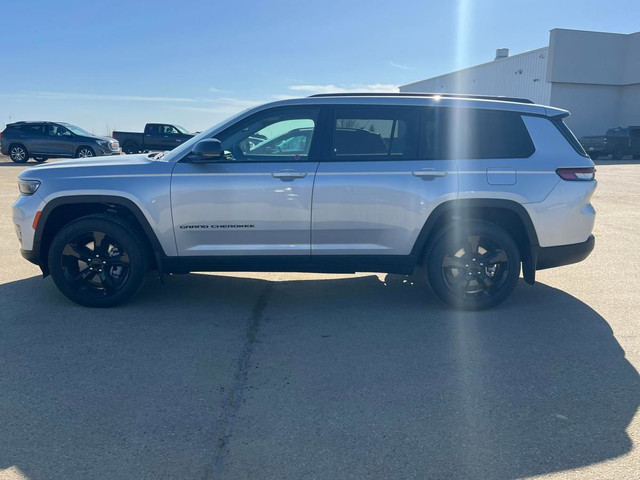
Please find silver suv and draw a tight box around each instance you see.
[12,93,597,309]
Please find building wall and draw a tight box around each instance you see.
[400,48,551,105]
[547,29,640,85]
[547,29,640,137]
[549,84,622,136]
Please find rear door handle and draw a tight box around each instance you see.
[412,169,448,178]
[272,170,307,179]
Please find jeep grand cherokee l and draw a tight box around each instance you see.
[12,93,596,309]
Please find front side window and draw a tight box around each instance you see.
[330,107,419,160]
[162,125,179,135]
[218,108,318,162]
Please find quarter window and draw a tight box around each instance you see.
[421,108,535,159]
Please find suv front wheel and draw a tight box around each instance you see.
[426,220,521,310]
[48,215,149,307]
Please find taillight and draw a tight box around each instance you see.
[556,167,596,181]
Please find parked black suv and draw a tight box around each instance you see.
[1,121,120,163]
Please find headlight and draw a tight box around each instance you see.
[97,140,109,147]
[18,179,41,195]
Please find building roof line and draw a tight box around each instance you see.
[400,46,549,89]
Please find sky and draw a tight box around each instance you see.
[1,0,639,135]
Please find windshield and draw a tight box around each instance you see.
[61,123,93,137]
[174,125,189,134]
[164,108,253,162]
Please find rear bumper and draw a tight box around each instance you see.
[536,235,595,270]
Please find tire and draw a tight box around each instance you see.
[611,147,624,160]
[48,214,149,307]
[426,220,521,310]
[123,141,139,154]
[76,146,95,158]
[34,157,48,163]
[9,144,29,163]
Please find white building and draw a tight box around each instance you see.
[400,29,640,137]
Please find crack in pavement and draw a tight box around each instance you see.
[209,282,273,479]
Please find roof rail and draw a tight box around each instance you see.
[309,92,534,104]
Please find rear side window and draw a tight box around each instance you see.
[421,108,535,159]
[330,106,419,160]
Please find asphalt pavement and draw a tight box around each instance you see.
[0,157,638,480]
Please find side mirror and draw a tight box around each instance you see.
[189,139,223,163]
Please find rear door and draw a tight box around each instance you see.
[23,124,50,155]
[171,106,323,258]
[311,105,458,260]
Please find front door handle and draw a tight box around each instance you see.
[272,170,307,179]
[412,169,448,178]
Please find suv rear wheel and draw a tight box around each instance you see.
[9,144,29,163]
[426,220,520,310]
[48,215,149,307]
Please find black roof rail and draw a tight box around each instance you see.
[309,92,534,104]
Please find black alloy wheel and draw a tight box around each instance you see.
[427,221,520,310]
[49,215,148,307]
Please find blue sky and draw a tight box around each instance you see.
[1,0,639,135]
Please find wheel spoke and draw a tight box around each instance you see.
[442,255,466,268]
[92,231,107,255]
[63,242,93,260]
[70,268,95,284]
[485,249,508,264]
[477,274,494,292]
[98,271,115,293]
[468,235,480,256]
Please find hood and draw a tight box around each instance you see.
[18,154,155,179]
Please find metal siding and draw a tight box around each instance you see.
[401,48,551,105]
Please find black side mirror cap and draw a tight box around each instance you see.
[189,139,223,163]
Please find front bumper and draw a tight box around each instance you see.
[96,148,121,156]
[536,235,595,270]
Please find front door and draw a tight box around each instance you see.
[171,106,322,258]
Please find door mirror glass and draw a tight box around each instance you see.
[189,139,223,163]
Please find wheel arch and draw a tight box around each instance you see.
[34,195,165,276]
[412,199,540,284]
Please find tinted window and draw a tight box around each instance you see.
[25,124,45,135]
[330,107,419,160]
[217,107,319,162]
[146,125,160,135]
[421,108,535,159]
[553,118,589,157]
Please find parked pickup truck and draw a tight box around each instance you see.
[580,126,640,160]
[113,123,194,154]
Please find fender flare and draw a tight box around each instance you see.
[411,199,540,284]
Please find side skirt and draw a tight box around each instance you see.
[162,255,417,275]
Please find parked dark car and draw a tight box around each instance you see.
[113,123,194,154]
[580,126,640,160]
[0,121,120,163]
